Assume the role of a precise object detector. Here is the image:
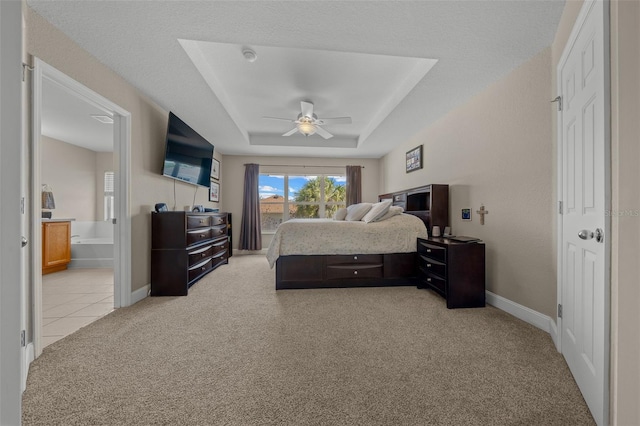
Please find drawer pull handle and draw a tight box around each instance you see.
[201,253,206,258]
[354,256,358,260]
[200,234,205,239]
[201,266,206,271]
[427,249,431,253]
[354,270,358,275]
[427,264,432,268]
[427,278,432,282]
[199,219,205,224]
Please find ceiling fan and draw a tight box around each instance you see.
[263,101,352,139]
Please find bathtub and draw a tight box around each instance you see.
[70,237,114,269]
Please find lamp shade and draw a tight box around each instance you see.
[42,184,55,210]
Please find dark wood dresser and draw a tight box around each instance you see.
[417,237,485,308]
[151,211,229,296]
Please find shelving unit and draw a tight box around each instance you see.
[379,184,449,234]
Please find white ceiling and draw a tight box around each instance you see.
[28,0,565,159]
[42,78,114,152]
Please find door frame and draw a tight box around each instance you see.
[30,58,132,358]
[555,0,611,423]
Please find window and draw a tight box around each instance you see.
[259,173,346,232]
[104,171,115,221]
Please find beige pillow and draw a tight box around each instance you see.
[362,200,392,223]
[333,207,348,221]
[374,205,404,222]
[345,203,372,221]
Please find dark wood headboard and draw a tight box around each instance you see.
[379,184,449,233]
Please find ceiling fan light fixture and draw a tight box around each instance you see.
[297,121,316,136]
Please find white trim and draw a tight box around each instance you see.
[485,291,555,334]
[31,59,133,359]
[21,343,34,392]
[30,59,44,358]
[549,317,559,351]
[130,284,150,305]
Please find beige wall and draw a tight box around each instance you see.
[41,136,97,221]
[381,48,555,317]
[221,155,381,251]
[26,7,221,291]
[610,1,640,424]
[41,137,114,222]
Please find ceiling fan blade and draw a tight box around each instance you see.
[319,117,352,125]
[263,116,295,122]
[314,126,334,139]
[300,101,314,119]
[282,128,299,137]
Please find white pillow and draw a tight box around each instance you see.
[374,205,404,222]
[333,207,348,221]
[345,203,372,221]
[361,200,392,223]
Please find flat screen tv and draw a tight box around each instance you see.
[162,112,214,188]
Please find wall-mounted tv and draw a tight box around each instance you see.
[162,112,214,188]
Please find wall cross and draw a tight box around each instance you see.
[476,205,489,225]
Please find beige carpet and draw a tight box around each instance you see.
[22,255,594,425]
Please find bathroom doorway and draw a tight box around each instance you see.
[31,59,131,358]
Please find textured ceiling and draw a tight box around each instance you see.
[28,0,565,159]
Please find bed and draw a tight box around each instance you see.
[267,213,428,290]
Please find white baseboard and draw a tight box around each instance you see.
[22,342,34,392]
[549,318,560,350]
[486,291,557,338]
[130,284,149,305]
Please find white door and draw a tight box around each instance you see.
[0,1,24,423]
[558,1,609,425]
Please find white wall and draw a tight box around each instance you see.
[381,48,555,318]
[221,155,381,251]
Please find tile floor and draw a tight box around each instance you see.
[42,268,114,348]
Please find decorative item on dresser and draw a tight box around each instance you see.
[379,184,449,235]
[417,237,485,309]
[151,211,229,296]
[42,220,71,274]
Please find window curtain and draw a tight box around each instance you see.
[239,163,262,250]
[346,165,362,206]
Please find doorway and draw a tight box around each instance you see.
[31,59,132,358]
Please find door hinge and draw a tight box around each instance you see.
[20,330,26,347]
[558,201,563,215]
[551,95,563,111]
[21,197,25,214]
[558,304,563,319]
[112,218,117,225]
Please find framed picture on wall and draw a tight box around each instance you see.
[461,208,472,221]
[406,145,423,173]
[209,180,220,202]
[211,158,220,180]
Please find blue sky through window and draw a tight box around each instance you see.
[259,174,345,200]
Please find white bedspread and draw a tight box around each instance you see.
[266,213,428,268]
